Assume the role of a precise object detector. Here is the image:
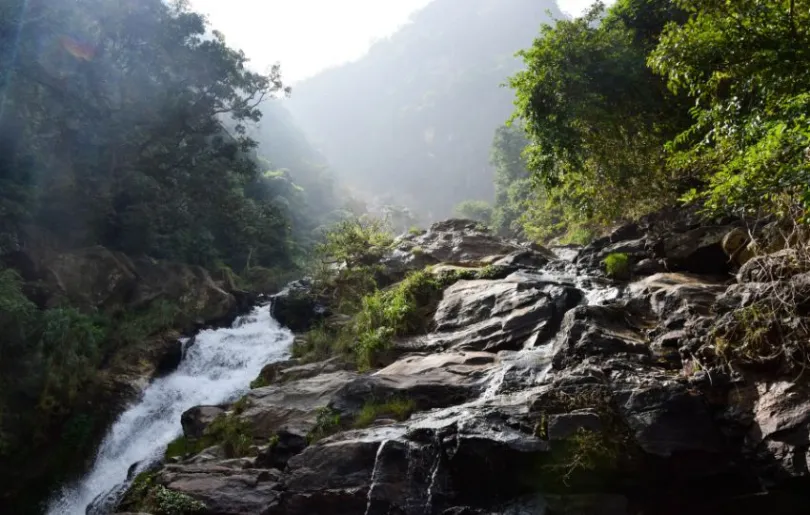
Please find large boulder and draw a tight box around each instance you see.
[430,273,582,352]
[39,246,138,311]
[128,257,235,324]
[158,461,282,515]
[381,219,530,280]
[27,246,237,323]
[330,352,498,416]
[243,371,358,440]
[271,279,328,332]
[181,406,226,439]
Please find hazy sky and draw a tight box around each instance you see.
[189,0,609,84]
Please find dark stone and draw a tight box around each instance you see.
[154,339,184,376]
[547,410,603,441]
[181,406,225,439]
[271,280,329,332]
[660,225,735,275]
[255,431,308,470]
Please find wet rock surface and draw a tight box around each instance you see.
[123,213,810,515]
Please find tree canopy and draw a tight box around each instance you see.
[0,0,295,269]
[507,0,810,238]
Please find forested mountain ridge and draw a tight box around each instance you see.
[285,0,564,219]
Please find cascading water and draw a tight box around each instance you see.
[46,304,293,515]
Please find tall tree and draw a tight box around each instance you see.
[649,0,810,218]
[509,1,691,227]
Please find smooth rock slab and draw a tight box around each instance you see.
[243,370,358,439]
[331,352,496,415]
[160,462,281,515]
[431,276,581,352]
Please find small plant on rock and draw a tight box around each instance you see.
[307,407,342,443]
[353,398,417,428]
[603,252,630,279]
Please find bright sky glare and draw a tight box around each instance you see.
[189,0,612,84]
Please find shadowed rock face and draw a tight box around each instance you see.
[119,211,810,515]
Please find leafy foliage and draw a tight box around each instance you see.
[352,269,446,369]
[509,1,691,229]
[121,472,206,515]
[316,217,393,270]
[0,0,294,270]
[454,200,493,224]
[649,0,810,219]
[165,399,253,460]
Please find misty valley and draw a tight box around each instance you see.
[2,1,810,514]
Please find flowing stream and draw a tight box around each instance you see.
[46,304,293,515]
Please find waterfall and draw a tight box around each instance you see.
[46,304,293,515]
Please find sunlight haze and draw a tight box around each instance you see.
[190,0,611,83]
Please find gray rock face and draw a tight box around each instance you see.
[551,304,649,370]
[431,274,582,352]
[244,371,358,440]
[331,352,497,416]
[381,220,532,281]
[748,380,810,478]
[128,210,810,515]
[160,461,282,515]
[660,225,733,274]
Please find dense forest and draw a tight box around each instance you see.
[0,0,347,509]
[285,0,564,219]
[498,0,810,241]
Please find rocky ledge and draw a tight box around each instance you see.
[118,213,810,515]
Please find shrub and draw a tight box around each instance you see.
[547,428,620,486]
[528,387,634,491]
[559,226,595,246]
[712,296,810,370]
[603,253,630,279]
[316,217,393,269]
[352,270,444,369]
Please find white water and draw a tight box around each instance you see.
[364,439,390,515]
[46,304,293,515]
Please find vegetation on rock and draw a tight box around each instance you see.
[353,398,417,428]
[306,407,342,444]
[604,253,631,280]
[120,471,206,515]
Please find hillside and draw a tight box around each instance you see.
[284,0,564,219]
